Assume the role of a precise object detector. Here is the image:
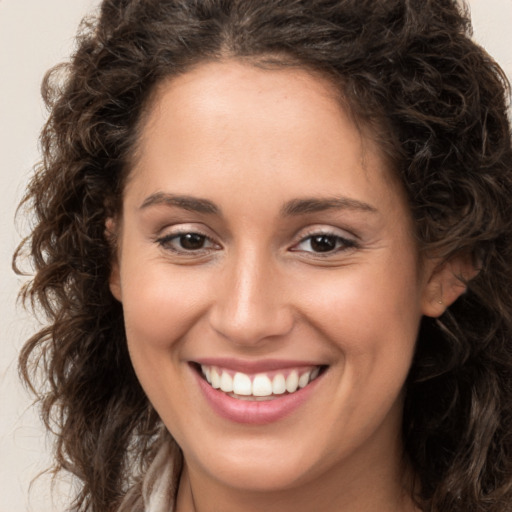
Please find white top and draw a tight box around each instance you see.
[117,434,181,512]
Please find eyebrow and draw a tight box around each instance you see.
[139,193,377,217]
[281,197,378,216]
[140,193,220,214]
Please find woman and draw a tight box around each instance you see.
[15,0,512,511]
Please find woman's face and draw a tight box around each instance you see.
[110,61,437,497]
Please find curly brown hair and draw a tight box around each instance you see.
[14,0,512,511]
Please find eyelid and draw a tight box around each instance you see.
[289,226,359,255]
[294,224,358,243]
[155,224,222,254]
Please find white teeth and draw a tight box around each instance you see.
[233,372,252,395]
[211,368,221,389]
[272,374,286,395]
[220,371,233,392]
[298,371,311,389]
[252,374,273,397]
[285,370,299,393]
[200,365,322,397]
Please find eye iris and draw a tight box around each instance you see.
[310,235,336,252]
[180,233,205,250]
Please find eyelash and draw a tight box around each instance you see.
[156,230,219,254]
[156,228,358,258]
[290,230,358,256]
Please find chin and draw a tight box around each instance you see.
[198,451,318,493]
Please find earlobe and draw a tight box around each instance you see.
[421,253,479,318]
[105,217,122,302]
[109,261,122,302]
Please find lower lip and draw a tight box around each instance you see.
[193,368,323,425]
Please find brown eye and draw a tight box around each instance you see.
[310,235,337,253]
[157,231,218,254]
[291,231,358,255]
[179,233,207,250]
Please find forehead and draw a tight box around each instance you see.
[139,60,353,154]
[125,60,405,218]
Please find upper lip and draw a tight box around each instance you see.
[192,357,326,373]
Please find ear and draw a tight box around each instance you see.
[105,217,122,302]
[421,252,479,318]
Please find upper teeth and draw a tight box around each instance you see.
[201,365,321,397]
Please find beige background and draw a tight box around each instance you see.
[1,1,511,510]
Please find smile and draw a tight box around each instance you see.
[199,364,323,401]
[192,360,328,424]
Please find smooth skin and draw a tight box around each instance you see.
[109,60,469,512]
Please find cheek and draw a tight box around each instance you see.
[302,258,422,345]
[298,251,423,394]
[118,263,212,422]
[120,262,213,354]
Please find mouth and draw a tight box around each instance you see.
[191,360,328,424]
[193,363,327,402]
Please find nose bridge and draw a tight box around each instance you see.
[209,245,293,345]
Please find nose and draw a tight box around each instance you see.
[208,251,294,346]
